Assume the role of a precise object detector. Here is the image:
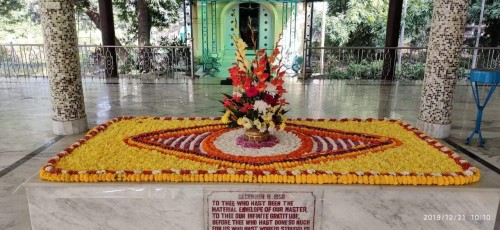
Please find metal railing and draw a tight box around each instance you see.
[306,47,500,80]
[0,44,47,78]
[0,44,193,79]
[1,44,499,80]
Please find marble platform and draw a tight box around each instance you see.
[2,77,500,229]
[25,176,499,230]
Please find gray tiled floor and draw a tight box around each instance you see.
[0,76,499,229]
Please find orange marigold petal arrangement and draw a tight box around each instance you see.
[40,117,480,185]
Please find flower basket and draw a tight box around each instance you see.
[220,18,289,142]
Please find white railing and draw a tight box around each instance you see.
[0,44,193,79]
[0,44,47,78]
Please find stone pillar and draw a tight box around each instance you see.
[40,0,88,135]
[416,0,468,138]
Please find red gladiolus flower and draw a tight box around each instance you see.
[223,98,233,106]
[263,94,277,106]
[258,73,269,82]
[271,78,284,87]
[257,82,267,92]
[259,57,267,66]
[233,95,241,102]
[276,86,287,95]
[258,49,266,55]
[253,65,265,76]
[268,56,276,63]
[244,78,252,90]
[229,66,241,86]
[240,103,254,113]
[273,48,280,56]
[246,86,259,97]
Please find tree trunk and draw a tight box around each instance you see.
[137,0,152,73]
[98,0,118,78]
[382,0,403,80]
[82,5,129,60]
[486,19,500,47]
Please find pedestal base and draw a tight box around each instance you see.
[416,119,451,139]
[24,177,499,230]
[52,117,88,135]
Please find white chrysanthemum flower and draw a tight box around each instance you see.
[233,91,242,98]
[265,82,277,96]
[253,100,270,114]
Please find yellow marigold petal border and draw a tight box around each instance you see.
[39,117,481,185]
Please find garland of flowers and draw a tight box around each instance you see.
[40,117,480,185]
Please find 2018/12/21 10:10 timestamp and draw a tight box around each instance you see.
[424,214,492,221]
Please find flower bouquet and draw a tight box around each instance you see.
[221,20,289,142]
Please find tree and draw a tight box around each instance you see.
[468,0,500,47]
[324,0,438,47]
[0,0,22,19]
[74,0,129,60]
[325,0,388,47]
[0,0,41,41]
[327,0,349,15]
[114,0,180,72]
[98,0,119,77]
[114,0,180,46]
[404,0,433,47]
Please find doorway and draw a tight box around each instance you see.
[239,3,260,48]
[223,2,274,51]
